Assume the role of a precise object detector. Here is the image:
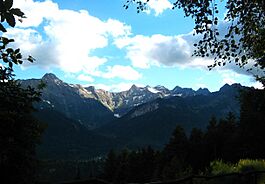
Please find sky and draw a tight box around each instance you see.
[4,0,263,92]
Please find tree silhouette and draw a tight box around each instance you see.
[0,1,44,183]
[103,149,117,182]
[188,128,206,173]
[162,126,189,180]
[239,88,265,159]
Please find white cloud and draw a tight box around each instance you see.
[115,35,156,68]
[144,0,172,16]
[222,76,237,85]
[13,0,59,27]
[77,74,94,82]
[218,70,264,89]
[115,28,264,77]
[106,19,132,37]
[6,0,131,76]
[115,34,167,68]
[219,70,244,85]
[252,82,264,89]
[102,65,142,80]
[115,33,211,69]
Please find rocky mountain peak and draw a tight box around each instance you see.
[219,83,243,94]
[146,86,160,93]
[231,83,242,89]
[145,85,151,88]
[128,84,141,93]
[85,86,96,92]
[172,86,181,91]
[219,83,243,93]
[154,85,167,90]
[42,73,62,85]
[196,88,210,95]
[172,86,195,97]
[154,85,170,94]
[42,73,59,80]
[219,83,231,91]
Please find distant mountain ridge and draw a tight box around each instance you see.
[84,80,210,116]
[19,73,247,158]
[21,73,214,128]
[21,73,245,128]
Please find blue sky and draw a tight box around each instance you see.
[5,0,263,92]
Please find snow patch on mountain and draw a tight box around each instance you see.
[147,87,159,93]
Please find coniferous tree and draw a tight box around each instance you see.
[239,88,265,159]
[162,125,189,180]
[204,116,219,161]
[163,126,188,161]
[219,112,239,162]
[127,150,142,182]
[140,146,156,182]
[188,128,206,173]
[103,149,117,182]
[114,149,130,184]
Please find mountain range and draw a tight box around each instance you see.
[22,73,213,128]
[20,73,244,159]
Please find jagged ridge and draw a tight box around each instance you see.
[21,73,241,129]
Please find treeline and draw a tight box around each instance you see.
[102,88,265,183]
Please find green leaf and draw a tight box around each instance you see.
[0,23,7,32]
[6,48,13,53]
[27,56,35,63]
[16,53,22,59]
[14,48,20,54]
[0,0,4,9]
[4,0,13,10]
[10,8,25,17]
[242,55,246,62]
[3,57,8,63]
[1,15,5,22]
[5,12,16,27]
[8,61,13,68]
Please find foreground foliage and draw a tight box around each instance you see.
[0,81,44,183]
[0,0,44,183]
[210,159,265,175]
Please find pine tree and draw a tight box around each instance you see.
[162,126,189,180]
[239,89,265,158]
[103,149,117,182]
[188,128,206,173]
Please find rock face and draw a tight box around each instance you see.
[82,82,212,117]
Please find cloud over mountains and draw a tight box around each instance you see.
[3,0,262,91]
[8,0,137,81]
